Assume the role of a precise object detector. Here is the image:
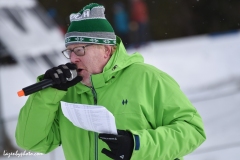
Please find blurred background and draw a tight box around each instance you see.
[0,0,240,159]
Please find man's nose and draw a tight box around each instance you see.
[70,52,80,63]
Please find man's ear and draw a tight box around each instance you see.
[104,45,112,58]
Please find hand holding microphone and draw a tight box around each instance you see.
[43,63,82,91]
[17,63,82,97]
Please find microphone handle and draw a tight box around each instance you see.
[17,69,78,97]
[22,79,54,96]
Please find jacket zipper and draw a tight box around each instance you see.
[90,86,97,105]
[90,86,98,160]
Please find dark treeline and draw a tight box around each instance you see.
[38,0,240,40]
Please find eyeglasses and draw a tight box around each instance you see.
[62,44,94,59]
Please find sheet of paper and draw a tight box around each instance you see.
[61,101,117,135]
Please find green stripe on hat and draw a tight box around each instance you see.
[65,36,116,45]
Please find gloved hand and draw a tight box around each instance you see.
[99,130,134,160]
[43,63,82,91]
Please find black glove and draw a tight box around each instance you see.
[99,130,134,160]
[43,63,82,91]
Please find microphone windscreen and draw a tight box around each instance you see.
[67,70,78,81]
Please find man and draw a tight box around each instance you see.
[15,3,206,160]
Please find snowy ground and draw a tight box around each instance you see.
[1,32,240,159]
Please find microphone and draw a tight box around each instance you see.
[17,70,79,97]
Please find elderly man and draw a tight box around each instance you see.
[15,3,206,160]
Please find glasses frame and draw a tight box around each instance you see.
[62,44,94,59]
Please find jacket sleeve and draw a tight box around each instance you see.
[129,72,206,160]
[15,86,66,154]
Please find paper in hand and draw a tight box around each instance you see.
[61,101,117,135]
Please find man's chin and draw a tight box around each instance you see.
[80,79,92,87]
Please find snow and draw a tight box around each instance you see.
[0,0,65,57]
[128,33,240,92]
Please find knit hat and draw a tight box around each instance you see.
[65,3,116,47]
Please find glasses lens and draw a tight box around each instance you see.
[74,47,85,56]
[62,50,71,59]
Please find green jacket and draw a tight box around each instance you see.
[16,38,206,160]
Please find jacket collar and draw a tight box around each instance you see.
[76,37,144,93]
